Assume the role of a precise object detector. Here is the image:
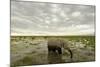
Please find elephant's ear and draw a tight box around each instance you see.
[62,40,69,48]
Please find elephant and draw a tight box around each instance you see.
[47,38,73,58]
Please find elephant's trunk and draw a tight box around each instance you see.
[62,42,73,58]
[67,47,73,58]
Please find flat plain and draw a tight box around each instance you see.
[11,36,95,67]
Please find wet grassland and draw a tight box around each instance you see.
[11,36,95,67]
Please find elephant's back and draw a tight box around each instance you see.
[47,38,63,47]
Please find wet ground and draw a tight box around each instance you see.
[11,37,95,67]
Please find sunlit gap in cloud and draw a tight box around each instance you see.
[11,1,95,36]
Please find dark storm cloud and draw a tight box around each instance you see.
[11,1,95,35]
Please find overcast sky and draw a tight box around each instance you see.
[11,1,95,36]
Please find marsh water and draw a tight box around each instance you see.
[11,36,95,67]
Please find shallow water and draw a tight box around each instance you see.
[11,37,95,67]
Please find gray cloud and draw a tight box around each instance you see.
[11,1,95,36]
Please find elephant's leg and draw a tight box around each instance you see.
[48,47,50,51]
[52,49,56,52]
[48,46,56,53]
[48,47,52,52]
[57,47,62,54]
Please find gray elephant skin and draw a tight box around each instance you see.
[47,38,73,58]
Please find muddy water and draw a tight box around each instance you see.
[11,39,95,67]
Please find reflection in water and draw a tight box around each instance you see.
[48,52,65,64]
